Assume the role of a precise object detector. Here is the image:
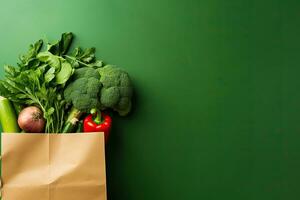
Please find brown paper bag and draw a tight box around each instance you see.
[1,132,107,200]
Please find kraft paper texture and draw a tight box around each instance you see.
[1,132,107,200]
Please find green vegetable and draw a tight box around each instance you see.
[19,39,43,69]
[36,52,74,85]
[55,61,74,85]
[0,33,74,133]
[62,67,102,132]
[64,67,102,110]
[0,96,20,133]
[76,120,83,133]
[47,32,73,56]
[62,107,82,133]
[0,32,134,133]
[64,47,103,68]
[13,102,24,115]
[98,65,133,116]
[36,51,61,69]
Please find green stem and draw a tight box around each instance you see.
[64,55,90,67]
[62,107,83,133]
[51,121,54,133]
[55,102,60,133]
[90,108,101,124]
[67,107,82,122]
[59,107,65,133]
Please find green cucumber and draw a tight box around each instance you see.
[0,96,20,133]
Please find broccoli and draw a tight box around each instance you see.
[98,65,133,116]
[62,65,133,132]
[64,67,102,111]
[62,67,102,132]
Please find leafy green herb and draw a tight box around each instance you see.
[19,39,43,66]
[55,61,74,85]
[65,47,103,68]
[37,52,61,69]
[47,32,73,56]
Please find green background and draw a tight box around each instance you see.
[0,0,300,199]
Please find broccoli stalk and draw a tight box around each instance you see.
[62,107,83,133]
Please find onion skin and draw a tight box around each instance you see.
[18,106,45,133]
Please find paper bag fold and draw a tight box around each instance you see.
[1,133,107,200]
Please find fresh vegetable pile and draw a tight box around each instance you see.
[0,32,133,141]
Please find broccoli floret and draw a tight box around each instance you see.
[64,67,102,111]
[98,65,133,116]
[72,67,99,79]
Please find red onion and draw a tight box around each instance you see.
[18,106,45,133]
